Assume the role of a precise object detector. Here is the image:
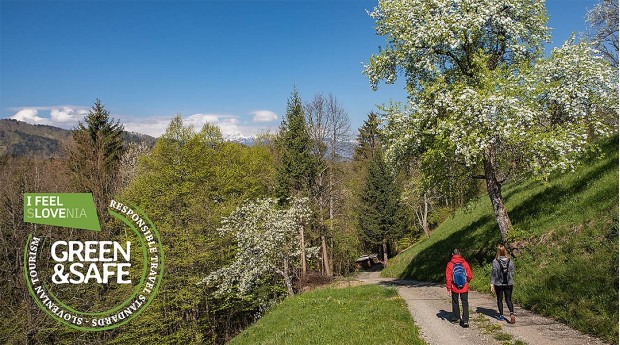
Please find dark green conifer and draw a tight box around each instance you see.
[275,87,317,200]
[357,131,405,266]
[354,112,382,161]
[68,99,124,215]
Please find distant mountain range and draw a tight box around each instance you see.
[0,119,356,160]
[0,119,157,158]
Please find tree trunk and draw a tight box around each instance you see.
[328,161,335,275]
[299,225,306,279]
[382,239,388,267]
[317,172,332,276]
[422,191,430,238]
[321,224,332,276]
[415,192,430,238]
[483,151,512,243]
[281,256,294,296]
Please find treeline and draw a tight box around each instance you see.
[0,92,467,344]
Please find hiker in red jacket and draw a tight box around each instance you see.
[445,248,473,327]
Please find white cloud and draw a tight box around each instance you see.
[185,113,221,129]
[185,114,243,137]
[8,106,88,128]
[217,119,243,137]
[50,107,87,123]
[6,106,278,140]
[121,117,171,137]
[10,108,50,125]
[121,114,246,138]
[251,110,278,123]
[116,113,279,139]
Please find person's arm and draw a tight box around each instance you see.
[465,261,473,282]
[445,262,452,296]
[490,260,497,292]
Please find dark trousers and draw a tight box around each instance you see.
[494,285,514,315]
[451,291,469,323]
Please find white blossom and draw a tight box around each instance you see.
[367,0,617,179]
[201,198,313,302]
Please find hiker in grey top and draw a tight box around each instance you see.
[490,244,515,324]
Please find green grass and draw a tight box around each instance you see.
[229,284,426,345]
[494,332,513,341]
[383,136,619,343]
[472,313,525,345]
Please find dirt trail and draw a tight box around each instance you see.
[356,271,608,345]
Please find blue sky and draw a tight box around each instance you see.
[1,0,599,138]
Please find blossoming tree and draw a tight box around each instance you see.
[204,198,313,299]
[364,0,618,242]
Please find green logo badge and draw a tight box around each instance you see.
[24,193,101,231]
[23,197,164,331]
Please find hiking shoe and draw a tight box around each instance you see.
[462,321,469,328]
[497,315,505,321]
[510,314,516,324]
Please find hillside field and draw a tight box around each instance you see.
[382,136,619,343]
[229,284,425,345]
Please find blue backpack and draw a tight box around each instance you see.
[452,263,467,289]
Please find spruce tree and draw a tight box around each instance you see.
[354,112,382,162]
[275,87,317,200]
[358,149,405,266]
[68,99,124,216]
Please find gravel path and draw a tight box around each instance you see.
[356,271,608,345]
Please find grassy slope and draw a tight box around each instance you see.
[382,136,619,343]
[229,284,425,345]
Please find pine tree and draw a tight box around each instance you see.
[354,112,382,162]
[358,150,405,266]
[68,99,124,217]
[275,87,317,199]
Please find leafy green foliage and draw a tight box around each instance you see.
[117,116,276,344]
[333,160,367,273]
[229,285,425,345]
[382,135,619,342]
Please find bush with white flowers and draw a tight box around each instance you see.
[203,198,314,300]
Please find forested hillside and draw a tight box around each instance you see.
[0,119,71,157]
[0,119,156,157]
